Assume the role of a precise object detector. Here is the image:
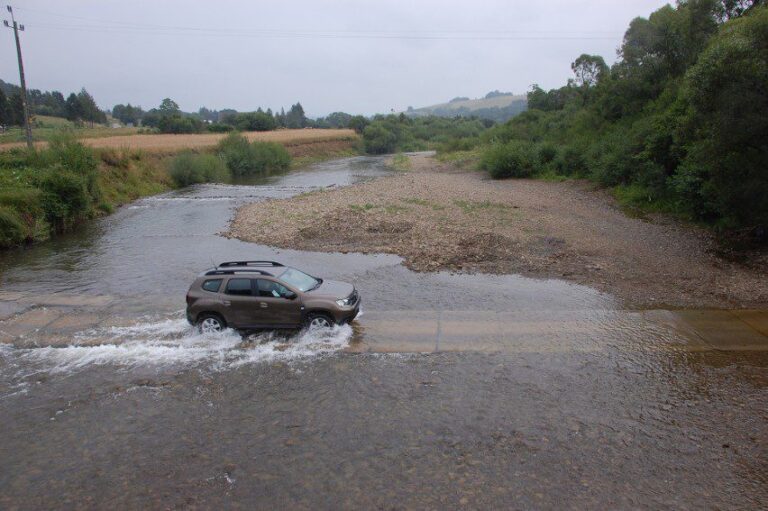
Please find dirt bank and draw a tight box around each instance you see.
[228,154,768,308]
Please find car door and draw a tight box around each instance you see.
[222,277,266,327]
[255,279,303,327]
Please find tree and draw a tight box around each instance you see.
[571,54,608,88]
[232,111,276,131]
[0,88,10,128]
[77,89,105,127]
[9,93,24,126]
[158,98,180,115]
[324,111,353,128]
[349,115,369,134]
[112,103,144,125]
[65,93,83,123]
[285,102,307,128]
[674,4,768,228]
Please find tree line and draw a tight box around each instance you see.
[0,77,367,135]
[0,80,106,127]
[474,0,767,235]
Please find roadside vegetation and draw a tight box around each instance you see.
[440,2,768,237]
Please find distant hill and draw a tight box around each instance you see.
[405,91,527,122]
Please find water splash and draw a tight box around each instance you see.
[2,315,353,375]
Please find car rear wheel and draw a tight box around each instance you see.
[306,313,334,329]
[198,313,226,334]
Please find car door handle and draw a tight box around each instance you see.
[259,302,268,308]
[222,300,231,306]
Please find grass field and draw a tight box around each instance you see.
[0,115,142,144]
[0,128,357,153]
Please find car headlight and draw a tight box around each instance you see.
[336,298,349,307]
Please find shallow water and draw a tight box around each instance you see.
[0,155,766,509]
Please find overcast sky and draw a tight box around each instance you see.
[1,0,668,116]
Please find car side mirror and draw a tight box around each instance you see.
[283,290,297,300]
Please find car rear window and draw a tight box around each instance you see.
[225,278,253,296]
[202,279,222,293]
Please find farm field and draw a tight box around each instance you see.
[0,115,142,144]
[0,128,357,153]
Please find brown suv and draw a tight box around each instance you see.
[186,261,360,333]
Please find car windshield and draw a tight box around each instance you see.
[279,267,320,292]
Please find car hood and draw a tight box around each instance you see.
[306,279,354,299]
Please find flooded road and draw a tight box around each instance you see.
[0,155,766,509]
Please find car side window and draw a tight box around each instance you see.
[225,278,253,296]
[257,279,291,298]
[202,279,222,293]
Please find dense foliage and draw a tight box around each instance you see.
[169,152,229,187]
[478,1,767,232]
[0,133,104,247]
[362,114,491,154]
[168,133,292,186]
[0,80,106,127]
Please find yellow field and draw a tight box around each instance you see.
[0,129,357,153]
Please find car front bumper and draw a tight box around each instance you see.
[335,300,361,324]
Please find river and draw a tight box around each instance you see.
[0,155,766,509]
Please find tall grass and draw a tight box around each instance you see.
[216,132,290,178]
[169,152,229,186]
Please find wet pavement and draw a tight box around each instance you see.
[0,155,767,509]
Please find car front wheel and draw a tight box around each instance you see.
[198,314,226,334]
[306,313,334,329]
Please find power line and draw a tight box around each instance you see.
[14,5,623,41]
[21,22,621,40]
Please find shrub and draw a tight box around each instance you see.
[158,115,204,134]
[35,167,92,231]
[553,145,587,176]
[0,206,26,248]
[169,152,230,187]
[0,187,43,231]
[480,140,539,179]
[439,137,480,153]
[537,142,558,164]
[217,133,255,177]
[250,142,291,174]
[207,123,233,133]
[362,123,398,154]
[216,133,291,178]
[231,112,276,131]
[98,148,131,169]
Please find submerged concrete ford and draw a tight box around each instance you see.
[186,261,360,333]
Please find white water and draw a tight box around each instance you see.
[2,315,353,374]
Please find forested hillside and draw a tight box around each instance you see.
[477,0,767,235]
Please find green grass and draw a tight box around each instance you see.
[292,147,358,169]
[435,147,482,168]
[453,199,510,214]
[0,120,141,144]
[401,197,445,210]
[612,183,680,219]
[383,204,410,214]
[349,203,376,212]
[535,167,570,182]
[390,153,412,171]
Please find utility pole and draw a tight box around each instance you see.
[3,5,32,148]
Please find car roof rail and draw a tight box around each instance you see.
[204,269,273,276]
[217,260,284,268]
